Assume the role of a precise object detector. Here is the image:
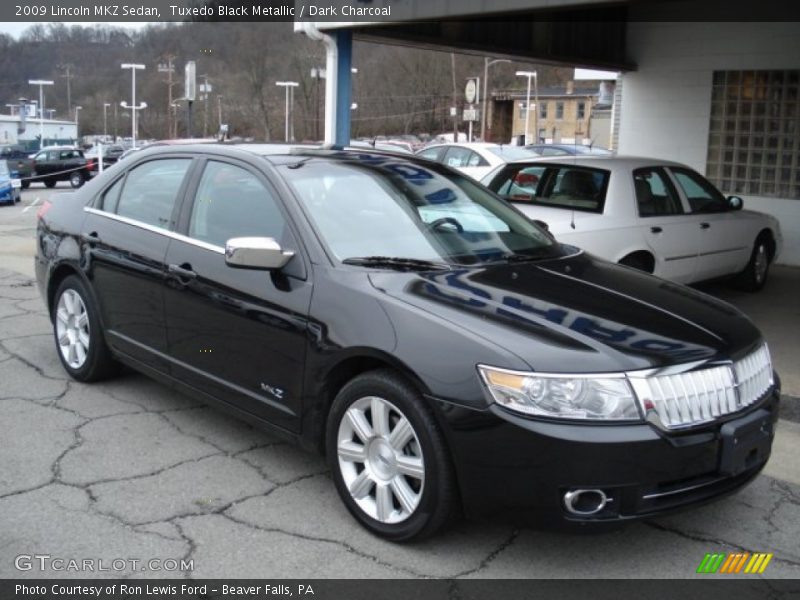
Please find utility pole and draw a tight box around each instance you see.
[157,55,176,139]
[310,67,325,141]
[59,64,74,115]
[450,53,459,141]
[217,95,223,128]
[199,74,212,137]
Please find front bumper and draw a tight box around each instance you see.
[438,387,779,528]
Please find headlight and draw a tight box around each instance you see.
[478,365,642,421]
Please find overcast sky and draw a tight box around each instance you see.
[0,22,149,38]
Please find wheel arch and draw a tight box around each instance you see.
[617,249,656,273]
[304,348,434,455]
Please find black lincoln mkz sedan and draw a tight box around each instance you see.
[36,144,779,541]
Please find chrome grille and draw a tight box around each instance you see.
[630,345,773,429]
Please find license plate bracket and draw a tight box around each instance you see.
[719,409,773,476]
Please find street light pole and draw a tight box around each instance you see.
[481,58,511,142]
[275,81,299,142]
[515,70,537,145]
[121,63,146,148]
[103,103,110,138]
[28,79,54,150]
[74,105,82,139]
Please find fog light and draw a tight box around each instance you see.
[563,489,608,515]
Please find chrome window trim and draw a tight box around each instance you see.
[83,206,225,255]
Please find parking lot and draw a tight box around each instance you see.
[1,185,799,579]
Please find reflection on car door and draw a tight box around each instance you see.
[632,167,699,283]
[82,157,194,371]
[163,158,312,431]
[668,167,750,281]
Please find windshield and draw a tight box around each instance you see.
[278,154,559,266]
[486,146,539,161]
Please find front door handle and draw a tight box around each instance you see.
[168,263,197,280]
[650,226,663,234]
[700,222,711,230]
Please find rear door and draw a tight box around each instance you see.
[163,157,312,431]
[82,156,195,371]
[632,167,699,282]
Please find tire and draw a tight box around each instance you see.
[327,369,458,542]
[69,171,84,188]
[619,253,653,273]
[734,237,771,292]
[21,180,30,189]
[52,275,118,382]
[44,179,57,189]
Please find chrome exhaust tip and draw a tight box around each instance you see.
[563,489,608,515]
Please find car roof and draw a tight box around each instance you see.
[119,142,429,166]
[504,154,689,169]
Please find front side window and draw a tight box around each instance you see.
[280,156,558,266]
[671,167,727,212]
[188,161,287,248]
[633,168,683,216]
[115,159,191,229]
[493,166,547,202]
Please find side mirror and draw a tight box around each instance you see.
[533,219,549,231]
[727,196,743,211]
[225,237,294,270]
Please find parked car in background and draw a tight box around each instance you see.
[31,147,91,188]
[525,143,613,156]
[85,144,126,174]
[0,144,34,189]
[482,155,782,290]
[0,159,22,204]
[35,144,779,541]
[416,143,538,180]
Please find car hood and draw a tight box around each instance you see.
[367,249,762,373]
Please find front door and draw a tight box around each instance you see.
[669,166,750,281]
[163,158,312,431]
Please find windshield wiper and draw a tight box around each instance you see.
[342,256,451,271]
[496,248,561,263]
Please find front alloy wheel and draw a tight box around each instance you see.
[337,396,425,524]
[327,370,457,541]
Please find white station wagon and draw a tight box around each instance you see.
[482,156,783,291]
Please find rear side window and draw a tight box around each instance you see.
[633,168,684,216]
[492,166,609,212]
[443,147,473,168]
[492,166,547,202]
[115,159,191,229]
[188,160,287,248]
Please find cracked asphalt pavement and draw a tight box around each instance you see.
[1,187,799,579]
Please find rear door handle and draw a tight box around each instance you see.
[168,263,197,280]
[650,226,663,234]
[700,222,711,230]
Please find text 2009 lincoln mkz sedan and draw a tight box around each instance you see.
[36,144,779,541]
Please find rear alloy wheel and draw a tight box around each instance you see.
[327,370,457,541]
[69,171,84,188]
[52,275,118,381]
[735,238,771,292]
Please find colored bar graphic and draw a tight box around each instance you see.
[698,552,773,574]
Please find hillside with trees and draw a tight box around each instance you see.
[0,22,571,141]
